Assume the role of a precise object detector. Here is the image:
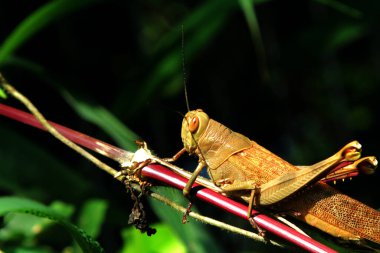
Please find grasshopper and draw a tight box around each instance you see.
[171,109,380,245]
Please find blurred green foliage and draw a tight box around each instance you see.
[0,0,379,252]
[0,197,103,252]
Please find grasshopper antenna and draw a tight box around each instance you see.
[181,25,209,173]
[179,27,213,220]
[181,26,208,170]
[181,26,209,172]
[181,24,190,112]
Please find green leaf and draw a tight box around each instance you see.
[61,90,139,151]
[0,0,99,65]
[239,0,269,81]
[50,201,76,218]
[314,0,362,19]
[0,196,104,253]
[1,201,74,239]
[120,223,187,253]
[0,201,75,252]
[2,56,46,76]
[326,24,365,52]
[0,88,7,99]
[77,199,108,238]
[0,126,92,201]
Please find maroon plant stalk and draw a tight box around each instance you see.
[0,103,130,162]
[0,103,337,253]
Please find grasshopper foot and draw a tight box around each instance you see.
[249,216,266,237]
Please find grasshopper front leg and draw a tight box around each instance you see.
[182,160,206,197]
[163,148,207,197]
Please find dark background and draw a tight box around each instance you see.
[0,1,379,252]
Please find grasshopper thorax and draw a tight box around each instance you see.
[181,109,209,154]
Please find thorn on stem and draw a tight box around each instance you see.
[182,202,193,224]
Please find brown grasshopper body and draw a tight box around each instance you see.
[179,109,380,245]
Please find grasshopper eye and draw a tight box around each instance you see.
[188,116,199,133]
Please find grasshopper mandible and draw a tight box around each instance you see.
[171,109,380,245]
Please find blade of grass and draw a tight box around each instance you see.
[0,0,99,65]
[314,0,362,19]
[239,0,270,83]
[325,24,366,53]
[61,90,139,151]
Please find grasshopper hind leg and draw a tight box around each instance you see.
[247,186,261,216]
[219,181,270,237]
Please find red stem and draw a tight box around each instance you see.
[0,103,337,253]
[0,103,130,162]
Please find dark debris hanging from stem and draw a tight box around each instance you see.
[126,182,156,236]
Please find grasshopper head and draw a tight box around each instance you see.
[181,109,209,153]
